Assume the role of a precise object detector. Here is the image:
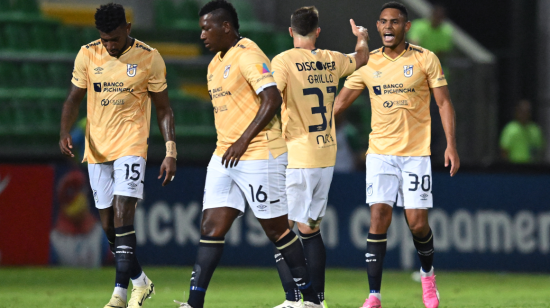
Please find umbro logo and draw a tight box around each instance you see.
[293,278,302,282]
[366,253,375,258]
[94,67,104,74]
[420,193,429,200]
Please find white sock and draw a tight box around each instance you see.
[420,266,434,277]
[113,286,127,301]
[131,271,148,287]
[369,292,382,301]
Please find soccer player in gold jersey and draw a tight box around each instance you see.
[59,4,176,308]
[334,2,460,308]
[174,1,321,308]
[270,6,369,308]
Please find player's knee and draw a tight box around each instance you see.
[408,221,430,237]
[370,206,392,231]
[200,220,228,238]
[265,228,285,242]
[297,222,320,234]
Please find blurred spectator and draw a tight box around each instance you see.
[500,100,545,164]
[335,113,365,173]
[408,4,453,61]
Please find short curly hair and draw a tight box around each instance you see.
[199,0,240,31]
[291,6,319,36]
[95,3,127,33]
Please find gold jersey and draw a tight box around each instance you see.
[207,38,286,160]
[72,38,167,164]
[344,44,447,156]
[272,48,356,168]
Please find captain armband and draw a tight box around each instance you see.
[166,141,177,160]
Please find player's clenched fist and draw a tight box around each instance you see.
[350,19,368,40]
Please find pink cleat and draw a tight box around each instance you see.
[420,267,440,308]
[360,295,381,308]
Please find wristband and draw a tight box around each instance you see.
[166,141,177,159]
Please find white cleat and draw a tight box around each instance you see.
[174,300,193,307]
[274,300,304,308]
[303,301,323,308]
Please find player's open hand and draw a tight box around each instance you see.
[222,137,250,168]
[350,19,368,40]
[59,132,74,157]
[445,146,460,177]
[158,157,176,186]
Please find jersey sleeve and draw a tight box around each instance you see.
[343,68,366,90]
[71,48,88,89]
[335,51,357,79]
[271,54,289,93]
[424,51,447,88]
[147,50,168,93]
[239,50,277,94]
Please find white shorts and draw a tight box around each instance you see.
[287,167,334,227]
[366,154,433,209]
[88,156,146,209]
[203,153,288,219]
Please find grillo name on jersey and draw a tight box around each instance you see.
[295,61,337,84]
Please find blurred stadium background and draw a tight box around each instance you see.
[1,0,550,307]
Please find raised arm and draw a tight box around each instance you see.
[334,86,363,117]
[59,85,87,157]
[222,86,282,168]
[433,85,460,176]
[150,89,177,186]
[349,19,370,69]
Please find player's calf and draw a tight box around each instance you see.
[275,231,320,305]
[365,233,387,301]
[113,225,138,301]
[412,228,434,273]
[187,235,225,308]
[299,229,326,303]
[273,245,302,303]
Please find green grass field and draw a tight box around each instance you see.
[1,267,549,308]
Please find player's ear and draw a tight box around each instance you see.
[223,21,231,34]
[315,27,321,38]
[288,27,293,37]
[404,20,411,33]
[126,22,132,35]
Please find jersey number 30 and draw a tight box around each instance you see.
[303,86,336,132]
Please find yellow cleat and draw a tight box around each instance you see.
[103,294,126,308]
[128,278,155,308]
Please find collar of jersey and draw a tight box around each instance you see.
[294,47,318,51]
[217,37,244,62]
[119,38,136,57]
[382,42,409,62]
